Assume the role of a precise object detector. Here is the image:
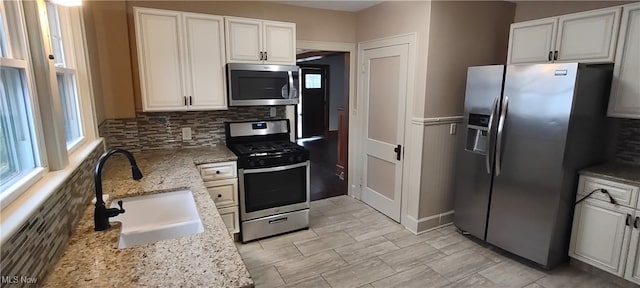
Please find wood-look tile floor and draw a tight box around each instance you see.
[235,196,627,288]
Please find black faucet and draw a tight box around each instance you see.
[94,149,143,231]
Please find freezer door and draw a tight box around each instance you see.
[453,65,504,240]
[486,63,578,268]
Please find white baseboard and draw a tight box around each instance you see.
[403,210,455,235]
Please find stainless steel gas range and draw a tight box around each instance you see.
[225,119,310,242]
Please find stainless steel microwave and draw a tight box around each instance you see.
[227,63,300,106]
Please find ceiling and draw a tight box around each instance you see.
[274,1,383,12]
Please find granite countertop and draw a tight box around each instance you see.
[42,146,253,288]
[580,162,640,187]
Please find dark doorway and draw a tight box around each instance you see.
[296,52,349,201]
[298,65,329,138]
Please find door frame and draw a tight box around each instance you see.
[297,64,330,138]
[356,33,417,225]
[288,40,356,197]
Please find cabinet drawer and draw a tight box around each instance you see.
[205,179,238,208]
[218,206,240,234]
[578,176,639,208]
[199,162,237,181]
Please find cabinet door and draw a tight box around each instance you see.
[625,214,640,285]
[134,7,187,111]
[507,18,557,64]
[569,199,634,276]
[183,13,227,110]
[225,17,262,63]
[263,21,296,65]
[556,7,621,63]
[608,3,640,119]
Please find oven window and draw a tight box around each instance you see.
[243,165,307,213]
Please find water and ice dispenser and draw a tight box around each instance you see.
[465,113,490,155]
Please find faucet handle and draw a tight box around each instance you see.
[117,200,125,213]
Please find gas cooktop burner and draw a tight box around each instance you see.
[233,141,305,156]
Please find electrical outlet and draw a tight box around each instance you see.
[450,123,457,135]
[182,127,192,140]
[270,107,276,117]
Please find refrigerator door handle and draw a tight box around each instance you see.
[496,96,509,176]
[486,95,499,174]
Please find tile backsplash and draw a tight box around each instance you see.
[99,106,286,151]
[617,119,640,165]
[0,143,104,287]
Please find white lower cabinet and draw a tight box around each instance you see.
[569,175,640,285]
[199,161,240,235]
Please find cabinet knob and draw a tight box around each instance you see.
[217,194,222,198]
[216,170,220,174]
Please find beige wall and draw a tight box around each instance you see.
[514,1,635,22]
[419,1,514,220]
[84,0,137,120]
[356,1,431,118]
[424,1,514,118]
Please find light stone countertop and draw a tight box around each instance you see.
[42,146,254,288]
[580,162,640,187]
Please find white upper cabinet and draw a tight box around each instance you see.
[508,6,621,64]
[134,7,227,112]
[608,2,640,119]
[508,18,558,64]
[225,16,296,65]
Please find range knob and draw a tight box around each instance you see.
[249,161,255,167]
[288,156,294,163]
[259,160,265,166]
[297,155,303,161]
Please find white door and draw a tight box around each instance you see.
[556,7,621,63]
[569,199,633,276]
[507,18,557,64]
[183,13,227,110]
[263,21,296,65]
[360,44,409,222]
[225,17,262,63]
[134,7,186,111]
[608,3,640,119]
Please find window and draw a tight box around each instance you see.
[305,74,322,89]
[0,0,45,203]
[45,2,83,148]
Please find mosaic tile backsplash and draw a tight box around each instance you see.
[617,119,640,165]
[0,143,104,287]
[98,106,286,151]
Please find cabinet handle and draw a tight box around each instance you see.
[635,217,639,229]
[259,51,263,60]
[553,50,558,61]
[189,96,192,106]
[627,214,632,226]
[548,51,552,61]
[184,96,187,106]
[264,51,268,61]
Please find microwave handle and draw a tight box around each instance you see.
[288,70,295,99]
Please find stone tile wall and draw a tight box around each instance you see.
[98,106,286,151]
[617,119,640,165]
[0,143,104,287]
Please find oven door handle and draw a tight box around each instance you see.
[241,161,309,174]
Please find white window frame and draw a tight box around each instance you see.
[0,0,48,209]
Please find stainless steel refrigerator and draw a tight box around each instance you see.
[453,63,612,269]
